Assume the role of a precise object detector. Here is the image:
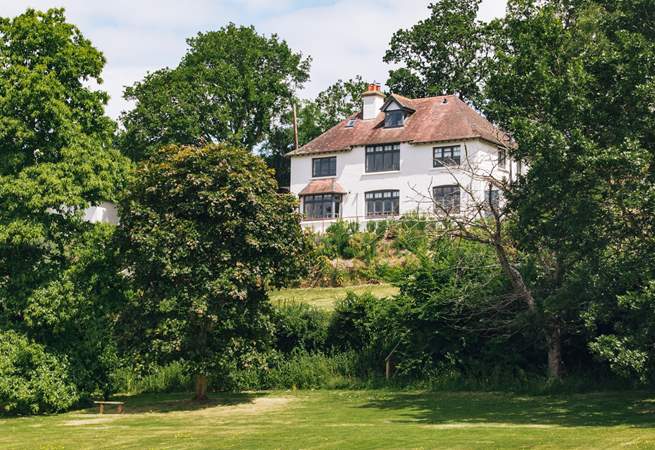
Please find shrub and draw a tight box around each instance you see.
[0,331,78,415]
[321,220,359,259]
[272,302,330,353]
[350,231,379,262]
[327,292,380,351]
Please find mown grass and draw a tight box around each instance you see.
[270,283,399,310]
[2,390,655,449]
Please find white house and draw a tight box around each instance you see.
[287,84,519,232]
[83,202,119,224]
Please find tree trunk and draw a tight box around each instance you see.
[193,374,208,401]
[547,325,562,380]
[494,243,537,312]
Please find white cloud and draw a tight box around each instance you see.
[0,0,507,119]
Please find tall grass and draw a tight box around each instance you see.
[112,362,191,394]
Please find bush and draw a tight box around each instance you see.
[321,220,359,259]
[0,331,78,415]
[327,292,381,351]
[390,214,432,253]
[350,231,380,262]
[272,302,330,353]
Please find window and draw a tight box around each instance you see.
[365,190,400,217]
[498,148,507,169]
[485,189,500,216]
[516,160,522,176]
[312,157,336,177]
[384,110,405,128]
[302,194,341,219]
[365,143,400,172]
[433,185,461,214]
[433,145,461,167]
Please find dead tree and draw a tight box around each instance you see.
[409,142,562,379]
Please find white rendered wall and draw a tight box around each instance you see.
[290,139,511,232]
[83,201,119,225]
[362,93,385,120]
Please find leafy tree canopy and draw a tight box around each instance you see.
[117,144,310,399]
[119,24,311,161]
[384,0,491,103]
[484,0,655,379]
[0,8,130,398]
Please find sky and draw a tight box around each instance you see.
[0,0,507,119]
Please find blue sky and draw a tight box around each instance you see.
[0,0,507,119]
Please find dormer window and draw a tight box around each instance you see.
[381,96,414,128]
[384,110,405,128]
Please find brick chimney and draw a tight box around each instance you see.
[362,83,385,120]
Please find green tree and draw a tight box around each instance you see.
[384,0,491,102]
[0,8,130,400]
[119,24,311,161]
[117,144,309,400]
[485,0,655,379]
[310,76,369,132]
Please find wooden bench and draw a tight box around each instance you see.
[94,401,125,414]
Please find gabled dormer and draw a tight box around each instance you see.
[381,95,415,128]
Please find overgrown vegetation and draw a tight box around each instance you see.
[303,217,429,287]
[2,0,655,421]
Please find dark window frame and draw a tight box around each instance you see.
[498,148,507,169]
[312,156,337,178]
[365,190,400,218]
[365,143,400,173]
[433,185,461,214]
[384,110,405,128]
[433,145,461,167]
[485,189,500,216]
[302,193,342,220]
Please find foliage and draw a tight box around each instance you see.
[310,76,370,132]
[484,0,655,380]
[588,281,655,382]
[117,144,310,394]
[119,23,311,161]
[223,351,362,391]
[0,331,78,415]
[272,302,330,354]
[384,0,491,103]
[327,292,384,352]
[111,362,192,395]
[0,8,116,175]
[321,220,359,259]
[0,8,131,408]
[389,213,433,254]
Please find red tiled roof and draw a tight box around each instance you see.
[287,95,510,156]
[298,178,347,196]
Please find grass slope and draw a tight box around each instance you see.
[2,390,655,449]
[271,284,399,310]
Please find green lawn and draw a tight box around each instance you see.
[270,283,399,310]
[2,390,655,449]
